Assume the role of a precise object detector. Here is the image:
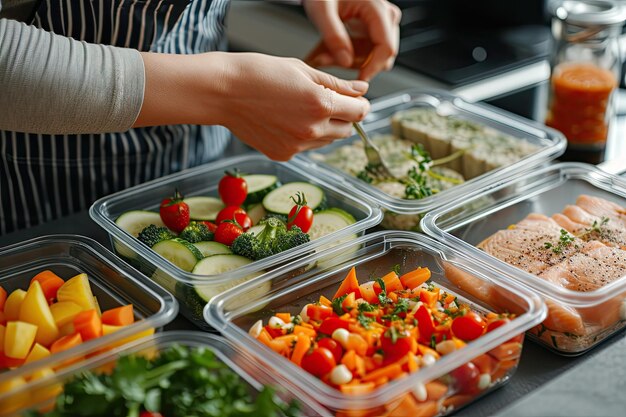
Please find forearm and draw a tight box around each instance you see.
[133,51,229,128]
[0,18,144,135]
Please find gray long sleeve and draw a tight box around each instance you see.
[0,18,145,134]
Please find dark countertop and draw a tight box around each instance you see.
[2,185,625,416]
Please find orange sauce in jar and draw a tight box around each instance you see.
[546,63,617,145]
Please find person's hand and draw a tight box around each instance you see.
[303,0,402,81]
[136,52,370,161]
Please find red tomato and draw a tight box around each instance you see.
[218,171,247,206]
[286,192,313,233]
[214,222,244,246]
[381,328,414,361]
[451,312,485,341]
[159,189,190,233]
[301,347,336,377]
[201,221,218,233]
[486,318,510,333]
[317,338,343,363]
[450,362,480,394]
[140,412,163,417]
[306,304,333,321]
[264,325,284,338]
[416,305,435,344]
[319,317,350,335]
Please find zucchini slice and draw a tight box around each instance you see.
[308,208,356,240]
[243,174,280,205]
[152,238,203,272]
[262,182,326,214]
[183,196,225,221]
[191,254,265,302]
[115,210,164,237]
[193,241,232,257]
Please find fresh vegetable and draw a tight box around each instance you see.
[219,170,248,206]
[214,221,245,247]
[231,217,309,261]
[0,273,147,378]
[183,196,224,221]
[249,265,519,405]
[287,192,313,233]
[137,224,175,247]
[216,206,252,230]
[115,211,165,238]
[152,238,204,272]
[263,182,326,214]
[159,189,190,233]
[307,208,356,241]
[24,344,298,417]
[192,241,232,257]
[243,174,280,205]
[178,221,215,243]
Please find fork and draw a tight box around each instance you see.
[352,122,395,180]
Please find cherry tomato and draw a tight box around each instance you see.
[450,362,480,394]
[140,412,163,417]
[216,206,252,230]
[416,305,435,345]
[286,192,313,233]
[317,338,343,363]
[201,221,218,233]
[264,325,284,338]
[218,170,247,206]
[486,318,510,333]
[381,328,414,361]
[318,317,350,335]
[159,189,190,233]
[214,222,244,246]
[301,347,336,377]
[451,312,486,341]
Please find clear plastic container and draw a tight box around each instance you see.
[4,331,331,417]
[206,231,546,416]
[0,235,178,408]
[422,162,626,355]
[90,154,382,328]
[296,89,566,231]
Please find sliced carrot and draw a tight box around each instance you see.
[101,304,134,327]
[339,382,375,395]
[334,267,361,299]
[293,325,316,338]
[406,352,419,373]
[425,381,449,401]
[275,312,291,323]
[491,358,519,381]
[290,333,311,366]
[384,394,436,417]
[472,353,497,375]
[417,344,440,359]
[362,363,403,382]
[359,281,378,304]
[319,295,332,307]
[399,267,431,290]
[31,272,65,302]
[347,333,368,356]
[488,342,522,361]
[442,394,473,408]
[50,333,83,355]
[341,349,357,371]
[419,288,440,308]
[355,354,366,377]
[0,286,6,311]
[388,292,398,304]
[363,356,379,372]
[268,339,289,355]
[257,328,273,346]
[73,309,102,341]
[373,376,389,387]
[374,272,403,294]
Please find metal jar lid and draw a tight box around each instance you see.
[552,0,626,28]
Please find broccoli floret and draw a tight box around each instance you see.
[230,232,256,260]
[231,218,309,261]
[178,221,214,244]
[278,225,310,252]
[259,213,288,224]
[137,224,175,247]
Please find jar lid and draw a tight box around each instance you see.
[552,0,626,27]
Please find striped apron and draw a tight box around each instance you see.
[0,0,231,235]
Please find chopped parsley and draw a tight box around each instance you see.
[391,263,401,275]
[357,311,374,329]
[358,301,376,312]
[331,294,348,316]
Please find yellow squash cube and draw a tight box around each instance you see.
[24,343,51,364]
[4,321,37,359]
[20,281,60,347]
[50,301,83,328]
[57,273,97,311]
[4,289,26,321]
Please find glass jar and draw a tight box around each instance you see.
[546,0,626,163]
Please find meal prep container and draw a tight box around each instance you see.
[422,163,626,355]
[206,231,546,416]
[90,154,382,329]
[4,331,331,417]
[0,235,178,411]
[296,89,566,231]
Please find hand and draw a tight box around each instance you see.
[136,52,370,161]
[304,0,402,81]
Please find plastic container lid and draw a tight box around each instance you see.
[421,162,626,353]
[0,235,178,396]
[206,230,546,413]
[4,331,331,417]
[295,89,566,216]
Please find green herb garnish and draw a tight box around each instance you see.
[358,312,374,329]
[544,229,575,254]
[331,294,348,316]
